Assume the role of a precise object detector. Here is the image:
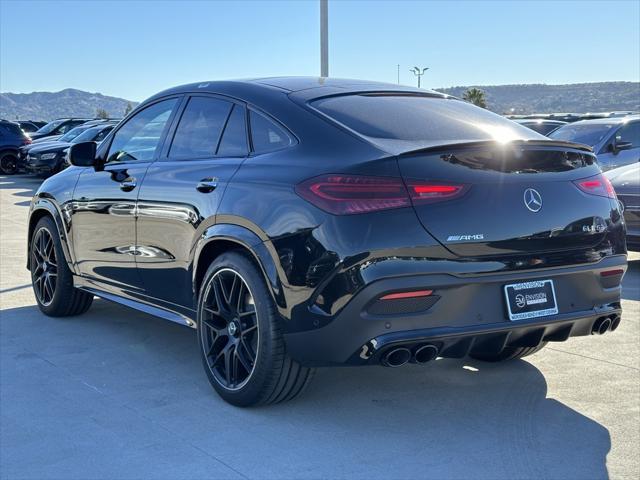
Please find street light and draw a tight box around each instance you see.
[320,0,328,77]
[409,66,429,88]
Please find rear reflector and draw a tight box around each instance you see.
[573,174,616,199]
[380,290,433,300]
[600,269,624,277]
[406,182,468,205]
[296,174,468,215]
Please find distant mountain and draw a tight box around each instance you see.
[0,88,137,121]
[435,81,640,114]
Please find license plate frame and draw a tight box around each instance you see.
[504,279,558,321]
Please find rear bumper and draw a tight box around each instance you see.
[283,254,627,366]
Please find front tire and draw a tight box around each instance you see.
[197,252,314,407]
[30,216,93,316]
[470,342,547,362]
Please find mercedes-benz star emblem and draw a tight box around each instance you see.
[524,188,543,213]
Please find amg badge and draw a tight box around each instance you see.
[447,234,484,242]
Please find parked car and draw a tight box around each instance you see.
[18,120,114,171]
[606,163,640,251]
[29,118,93,141]
[549,115,640,170]
[26,123,116,176]
[0,120,32,174]
[513,118,567,136]
[15,120,45,133]
[29,77,626,407]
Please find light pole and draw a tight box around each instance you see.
[320,0,328,77]
[409,66,429,88]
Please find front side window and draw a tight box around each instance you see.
[169,96,232,159]
[107,99,177,163]
[616,122,640,148]
[249,110,293,154]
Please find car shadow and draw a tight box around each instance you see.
[622,258,639,301]
[0,174,42,198]
[0,300,611,479]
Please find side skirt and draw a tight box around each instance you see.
[74,279,197,329]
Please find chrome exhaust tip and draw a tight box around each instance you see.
[412,344,439,364]
[609,316,621,332]
[381,347,411,367]
[591,317,611,335]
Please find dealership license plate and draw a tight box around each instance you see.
[504,280,558,321]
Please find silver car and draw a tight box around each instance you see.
[549,115,640,170]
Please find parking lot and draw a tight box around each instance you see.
[1,173,638,480]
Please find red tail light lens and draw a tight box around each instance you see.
[295,175,411,215]
[573,174,616,199]
[296,175,469,215]
[406,181,468,205]
[22,137,32,145]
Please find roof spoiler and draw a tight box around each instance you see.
[399,139,593,156]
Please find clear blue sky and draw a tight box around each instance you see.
[1,0,639,102]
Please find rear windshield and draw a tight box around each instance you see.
[549,123,616,147]
[311,94,543,153]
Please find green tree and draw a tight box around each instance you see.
[462,88,487,108]
[124,102,133,116]
[96,108,109,119]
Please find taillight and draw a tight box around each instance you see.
[295,175,411,215]
[406,181,468,205]
[296,174,468,215]
[22,137,32,145]
[573,174,616,199]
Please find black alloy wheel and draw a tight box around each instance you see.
[31,226,58,306]
[200,268,259,390]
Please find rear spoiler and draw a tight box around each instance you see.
[399,139,594,156]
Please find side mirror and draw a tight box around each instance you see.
[615,141,633,152]
[68,141,96,167]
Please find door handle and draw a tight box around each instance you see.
[120,179,137,192]
[196,177,218,193]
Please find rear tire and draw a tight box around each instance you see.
[0,151,18,175]
[30,216,93,316]
[197,251,315,407]
[470,342,547,362]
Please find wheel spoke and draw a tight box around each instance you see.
[238,338,256,365]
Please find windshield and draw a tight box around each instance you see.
[549,123,615,147]
[35,119,65,135]
[58,127,86,143]
[311,94,543,154]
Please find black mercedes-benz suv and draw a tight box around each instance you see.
[27,78,627,406]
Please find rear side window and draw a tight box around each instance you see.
[249,110,293,154]
[311,94,541,151]
[217,105,248,157]
[170,97,232,159]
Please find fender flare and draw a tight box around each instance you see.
[28,197,77,274]
[191,223,286,310]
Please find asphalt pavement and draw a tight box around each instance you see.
[1,174,638,480]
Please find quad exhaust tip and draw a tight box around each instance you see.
[412,344,439,364]
[381,347,412,367]
[591,317,612,335]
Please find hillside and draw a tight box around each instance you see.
[1,82,639,121]
[0,89,137,121]
[435,81,640,114]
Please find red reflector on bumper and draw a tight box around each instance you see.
[380,290,433,301]
[600,269,624,277]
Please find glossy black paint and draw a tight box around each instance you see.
[28,78,627,366]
